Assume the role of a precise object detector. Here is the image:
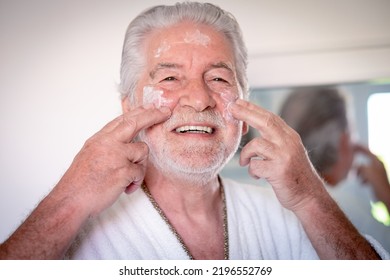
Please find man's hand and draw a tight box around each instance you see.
[57,105,171,217]
[354,144,390,210]
[0,105,171,259]
[229,99,322,211]
[229,99,380,259]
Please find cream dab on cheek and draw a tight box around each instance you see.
[143,85,173,108]
[220,91,239,123]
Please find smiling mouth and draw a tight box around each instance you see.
[175,125,214,134]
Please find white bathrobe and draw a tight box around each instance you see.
[65,177,389,259]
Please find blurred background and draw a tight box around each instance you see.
[1,0,390,246]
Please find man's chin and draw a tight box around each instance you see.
[164,165,224,185]
[151,154,227,181]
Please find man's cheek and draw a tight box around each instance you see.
[142,85,177,109]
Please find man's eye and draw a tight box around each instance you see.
[162,76,177,81]
[213,77,228,83]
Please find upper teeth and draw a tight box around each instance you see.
[175,126,213,134]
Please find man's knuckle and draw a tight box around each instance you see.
[123,116,137,131]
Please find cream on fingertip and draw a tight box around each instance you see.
[159,106,171,114]
[235,98,246,106]
[226,101,235,114]
[143,103,155,110]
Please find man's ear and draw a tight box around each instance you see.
[242,122,249,135]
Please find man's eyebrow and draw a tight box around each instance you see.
[149,63,183,79]
[207,62,235,73]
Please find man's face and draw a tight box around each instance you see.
[126,22,244,179]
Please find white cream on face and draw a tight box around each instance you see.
[220,91,239,123]
[214,81,243,124]
[183,29,210,46]
[152,29,210,58]
[154,40,171,58]
[143,85,173,108]
[150,28,239,123]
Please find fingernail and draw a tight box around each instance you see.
[143,103,155,109]
[235,99,245,105]
[159,106,171,114]
[227,102,236,113]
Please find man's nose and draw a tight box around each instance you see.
[178,80,217,111]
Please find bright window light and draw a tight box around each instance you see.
[367,93,390,225]
[367,93,390,172]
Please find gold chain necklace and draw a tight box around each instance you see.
[141,179,229,260]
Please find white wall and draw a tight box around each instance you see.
[1,0,390,242]
[245,0,390,87]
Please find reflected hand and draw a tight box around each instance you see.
[354,144,390,205]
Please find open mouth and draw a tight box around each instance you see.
[175,125,214,134]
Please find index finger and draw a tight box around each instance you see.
[229,99,285,137]
[114,106,172,142]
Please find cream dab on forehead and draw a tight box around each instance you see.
[153,29,211,58]
[183,29,210,46]
[154,40,171,58]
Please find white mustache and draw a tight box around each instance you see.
[163,108,226,130]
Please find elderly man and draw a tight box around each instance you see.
[0,2,388,260]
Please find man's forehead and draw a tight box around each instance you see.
[147,23,232,54]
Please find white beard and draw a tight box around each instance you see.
[138,111,242,185]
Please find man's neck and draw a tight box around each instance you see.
[143,168,226,260]
[144,168,221,215]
